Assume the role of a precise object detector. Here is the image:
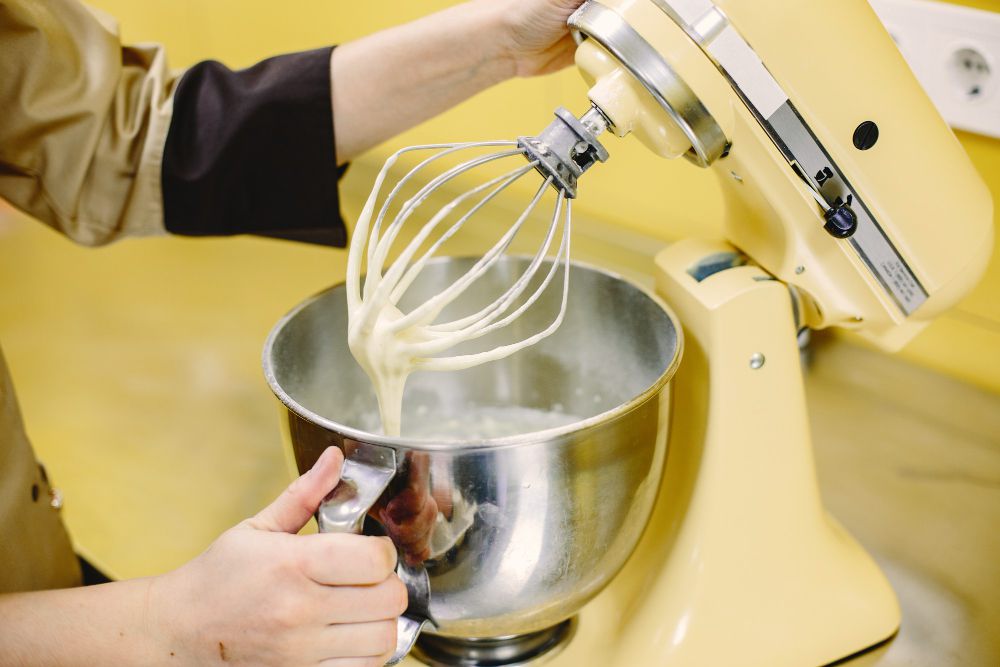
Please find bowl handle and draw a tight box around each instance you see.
[315,443,429,665]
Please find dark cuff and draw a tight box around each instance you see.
[162,47,347,247]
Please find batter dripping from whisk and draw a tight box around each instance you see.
[345,142,572,436]
[345,109,608,436]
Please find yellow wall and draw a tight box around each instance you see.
[77,0,1000,392]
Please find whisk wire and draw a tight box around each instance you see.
[416,198,572,372]
[389,162,538,306]
[387,174,552,334]
[347,108,609,435]
[348,143,471,312]
[366,147,518,302]
[438,191,569,340]
[366,143,518,261]
[410,192,569,355]
[371,148,522,278]
[360,141,518,302]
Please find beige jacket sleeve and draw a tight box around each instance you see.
[0,0,175,246]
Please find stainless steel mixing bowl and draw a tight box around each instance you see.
[263,257,681,661]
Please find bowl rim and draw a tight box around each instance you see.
[261,256,684,451]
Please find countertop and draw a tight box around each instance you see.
[806,337,999,666]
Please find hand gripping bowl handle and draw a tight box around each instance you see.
[316,443,429,665]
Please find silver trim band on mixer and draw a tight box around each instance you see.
[569,1,728,167]
[646,0,928,315]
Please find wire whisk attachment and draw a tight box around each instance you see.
[346,107,609,435]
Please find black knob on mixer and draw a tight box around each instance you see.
[823,201,858,239]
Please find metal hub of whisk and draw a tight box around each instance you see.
[519,106,610,199]
[346,107,610,425]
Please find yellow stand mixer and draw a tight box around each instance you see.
[263,0,993,664]
[408,0,992,664]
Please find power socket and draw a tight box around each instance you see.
[870,0,1000,139]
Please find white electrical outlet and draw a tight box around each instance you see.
[870,0,1000,139]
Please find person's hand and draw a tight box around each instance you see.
[150,447,407,666]
[490,0,587,77]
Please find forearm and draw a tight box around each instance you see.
[0,579,166,665]
[331,1,516,164]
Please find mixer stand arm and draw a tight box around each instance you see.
[592,238,901,666]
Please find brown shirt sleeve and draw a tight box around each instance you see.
[163,48,347,247]
[0,0,175,246]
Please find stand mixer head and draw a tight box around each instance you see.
[567,0,992,348]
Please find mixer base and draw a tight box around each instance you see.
[411,619,577,667]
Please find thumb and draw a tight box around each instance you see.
[249,446,344,533]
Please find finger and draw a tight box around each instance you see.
[321,619,398,659]
[541,35,578,74]
[301,533,397,585]
[250,447,344,533]
[324,575,408,624]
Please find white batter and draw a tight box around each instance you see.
[345,144,572,437]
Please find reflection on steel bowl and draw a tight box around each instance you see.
[263,257,682,660]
